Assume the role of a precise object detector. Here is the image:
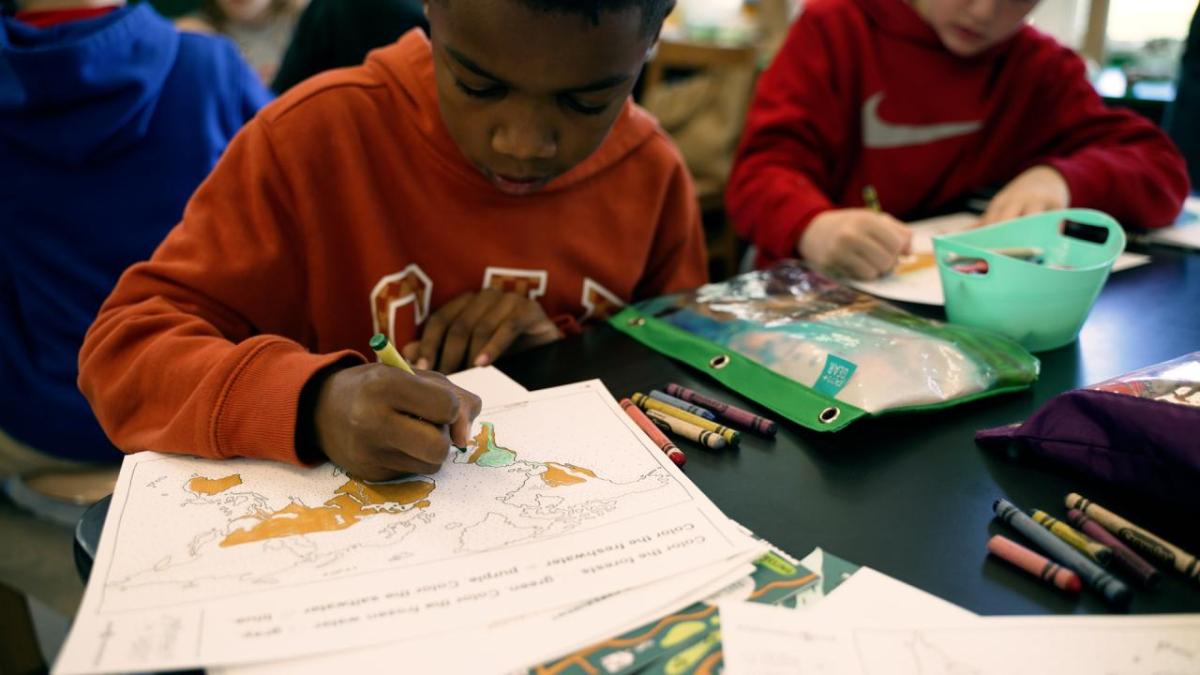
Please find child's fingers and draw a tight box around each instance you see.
[369,367,463,426]
[864,215,910,255]
[472,320,523,368]
[437,292,497,373]
[416,293,472,371]
[848,234,899,278]
[373,412,454,470]
[466,293,523,367]
[982,197,1022,226]
[401,341,421,363]
[446,382,482,447]
[837,248,885,280]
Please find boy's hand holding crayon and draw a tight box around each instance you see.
[402,288,562,373]
[981,165,1070,226]
[311,365,482,481]
[799,208,912,280]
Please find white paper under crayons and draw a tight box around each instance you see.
[54,378,758,674]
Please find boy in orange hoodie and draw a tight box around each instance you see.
[79,0,704,482]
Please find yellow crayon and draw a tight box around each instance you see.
[1067,493,1200,584]
[632,393,739,446]
[1032,510,1112,565]
[369,333,415,374]
[862,185,882,213]
[645,409,728,450]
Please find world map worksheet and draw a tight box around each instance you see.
[57,380,755,674]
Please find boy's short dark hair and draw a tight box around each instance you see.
[442,0,674,35]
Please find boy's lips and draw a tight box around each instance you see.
[952,24,987,43]
[488,171,552,195]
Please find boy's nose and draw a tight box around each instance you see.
[492,116,557,161]
[965,0,1000,20]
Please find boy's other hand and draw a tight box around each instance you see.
[313,365,482,481]
[798,209,912,280]
[402,289,562,374]
[982,165,1070,226]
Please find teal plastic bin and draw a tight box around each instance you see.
[932,209,1126,352]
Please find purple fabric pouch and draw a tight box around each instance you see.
[976,353,1200,513]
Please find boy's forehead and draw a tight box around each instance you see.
[429,0,652,90]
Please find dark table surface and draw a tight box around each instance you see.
[78,244,1200,617]
[497,244,1200,616]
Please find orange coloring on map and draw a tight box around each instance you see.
[186,474,243,496]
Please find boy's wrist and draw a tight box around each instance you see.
[295,358,358,465]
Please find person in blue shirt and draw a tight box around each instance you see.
[0,2,269,495]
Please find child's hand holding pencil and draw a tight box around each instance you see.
[306,336,482,481]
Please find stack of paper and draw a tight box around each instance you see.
[720,564,1200,674]
[54,368,766,674]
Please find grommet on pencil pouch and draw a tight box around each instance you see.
[708,354,730,369]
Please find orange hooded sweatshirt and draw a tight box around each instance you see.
[78,31,706,465]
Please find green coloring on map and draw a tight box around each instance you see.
[473,423,517,468]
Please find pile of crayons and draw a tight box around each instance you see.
[619,383,779,467]
[988,493,1199,608]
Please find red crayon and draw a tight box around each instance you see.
[665,383,778,437]
[987,534,1082,594]
[619,398,687,467]
[1067,509,1160,588]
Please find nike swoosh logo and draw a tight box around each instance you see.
[862,92,983,149]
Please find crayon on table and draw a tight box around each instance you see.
[1032,510,1113,564]
[1066,493,1199,584]
[1067,509,1160,589]
[648,390,717,421]
[631,393,740,446]
[619,398,687,467]
[369,333,415,374]
[644,408,728,450]
[994,498,1131,608]
[987,534,1081,594]
[665,383,778,437]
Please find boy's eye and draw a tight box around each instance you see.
[559,95,610,116]
[456,79,506,99]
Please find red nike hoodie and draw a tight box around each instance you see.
[78,31,706,465]
[728,0,1191,265]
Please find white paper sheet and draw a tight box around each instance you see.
[55,380,757,674]
[219,555,762,675]
[1140,195,1200,251]
[848,213,1151,305]
[445,365,529,405]
[721,602,1200,675]
[806,567,973,622]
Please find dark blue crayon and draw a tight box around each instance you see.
[648,390,716,421]
[993,498,1131,608]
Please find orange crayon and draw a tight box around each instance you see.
[619,398,687,467]
[988,534,1082,594]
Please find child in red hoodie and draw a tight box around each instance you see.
[78,0,704,481]
[727,0,1191,278]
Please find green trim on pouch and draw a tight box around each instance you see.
[611,306,869,432]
